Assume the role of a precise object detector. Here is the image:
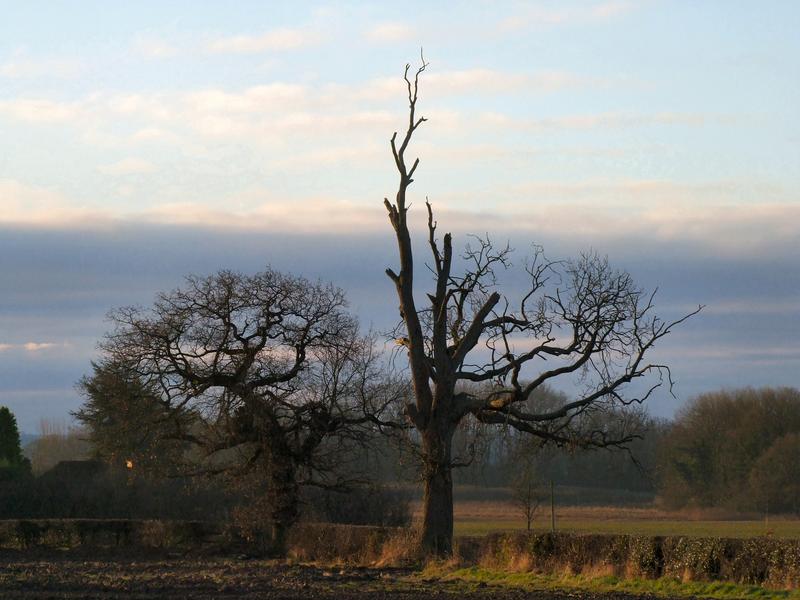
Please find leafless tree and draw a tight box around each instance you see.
[511,456,543,532]
[101,268,404,553]
[383,58,701,556]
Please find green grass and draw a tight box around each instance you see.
[427,566,800,600]
[454,518,800,538]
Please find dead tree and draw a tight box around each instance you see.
[100,268,403,554]
[383,59,701,556]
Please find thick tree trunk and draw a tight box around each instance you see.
[419,425,455,556]
[266,455,299,556]
[270,520,290,556]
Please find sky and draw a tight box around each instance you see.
[1,1,798,433]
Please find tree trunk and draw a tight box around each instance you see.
[266,454,299,556]
[270,520,289,556]
[420,425,455,556]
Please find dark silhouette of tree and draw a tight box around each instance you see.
[0,406,30,479]
[74,360,189,475]
[658,387,800,510]
[749,432,800,516]
[383,58,700,555]
[98,268,403,553]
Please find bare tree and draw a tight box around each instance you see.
[511,457,543,532]
[383,58,701,556]
[100,268,403,553]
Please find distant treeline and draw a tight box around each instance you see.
[373,386,800,513]
[3,386,800,518]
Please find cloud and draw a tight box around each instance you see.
[491,180,799,257]
[133,36,179,59]
[478,110,725,132]
[184,83,308,114]
[0,342,64,353]
[426,69,585,95]
[365,22,415,43]
[97,158,156,175]
[335,69,611,104]
[498,1,639,31]
[705,299,800,316]
[2,174,796,260]
[130,127,182,144]
[23,342,58,352]
[0,179,104,227]
[0,70,662,148]
[591,1,639,19]
[207,27,322,53]
[0,217,796,429]
[0,55,83,79]
[137,196,388,234]
[0,98,78,123]
[665,343,800,364]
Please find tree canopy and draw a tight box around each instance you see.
[95,268,404,552]
[658,387,800,511]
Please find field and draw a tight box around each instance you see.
[0,553,680,600]
[439,498,800,539]
[3,497,799,599]
[2,551,798,600]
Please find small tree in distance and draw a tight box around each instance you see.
[511,456,543,531]
[383,57,701,556]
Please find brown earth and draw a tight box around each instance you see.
[0,550,675,600]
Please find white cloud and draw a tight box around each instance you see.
[207,27,322,54]
[23,342,57,352]
[335,69,605,104]
[134,36,179,59]
[2,175,795,260]
[365,22,415,43]
[137,195,388,234]
[0,98,78,123]
[426,69,594,96]
[0,55,83,79]
[478,110,722,132]
[499,1,639,31]
[271,143,383,168]
[185,83,308,114]
[591,1,638,19]
[488,181,800,257]
[97,158,156,175]
[0,179,102,226]
[0,70,645,145]
[130,127,182,144]
[0,342,65,353]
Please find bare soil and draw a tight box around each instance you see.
[0,550,676,600]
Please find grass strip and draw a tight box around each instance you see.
[424,566,800,600]
[453,519,800,539]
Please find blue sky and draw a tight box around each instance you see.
[1,1,798,432]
